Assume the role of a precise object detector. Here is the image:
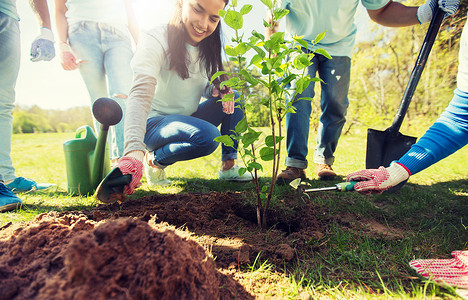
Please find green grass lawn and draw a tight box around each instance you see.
[2,129,467,299]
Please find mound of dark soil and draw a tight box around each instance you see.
[0,214,220,299]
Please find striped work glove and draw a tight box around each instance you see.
[117,156,143,195]
[346,162,410,194]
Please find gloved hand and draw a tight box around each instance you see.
[417,0,460,24]
[213,85,234,114]
[409,250,468,288]
[58,42,83,70]
[346,162,410,194]
[117,156,143,195]
[30,27,55,62]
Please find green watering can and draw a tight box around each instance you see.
[63,98,123,195]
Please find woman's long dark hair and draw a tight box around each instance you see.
[167,0,228,84]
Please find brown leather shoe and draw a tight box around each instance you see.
[316,164,336,180]
[276,166,306,186]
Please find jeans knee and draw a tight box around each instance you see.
[196,128,220,155]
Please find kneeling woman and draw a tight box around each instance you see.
[119,0,252,194]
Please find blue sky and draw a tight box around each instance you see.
[15,0,371,110]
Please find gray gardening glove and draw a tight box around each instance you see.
[417,0,460,24]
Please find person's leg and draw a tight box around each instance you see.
[144,115,220,166]
[0,12,20,183]
[313,55,351,171]
[68,22,109,150]
[191,94,243,162]
[101,25,134,160]
[188,95,252,181]
[276,53,318,184]
[284,55,319,170]
[0,13,56,194]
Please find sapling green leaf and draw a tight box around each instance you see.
[314,48,332,59]
[260,0,273,10]
[249,162,263,172]
[234,117,248,134]
[259,147,275,161]
[225,10,243,30]
[251,30,265,41]
[315,31,326,43]
[225,45,237,57]
[273,8,289,20]
[210,71,228,83]
[235,43,249,55]
[238,167,247,176]
[242,129,262,147]
[221,93,235,102]
[265,135,284,147]
[214,135,234,147]
[239,69,259,85]
[250,54,262,66]
[240,4,253,15]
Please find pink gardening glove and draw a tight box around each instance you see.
[117,156,143,195]
[409,250,468,288]
[346,163,410,194]
[213,85,234,114]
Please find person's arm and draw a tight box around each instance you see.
[367,1,419,27]
[117,73,155,195]
[124,73,156,161]
[54,0,80,70]
[30,0,52,28]
[29,0,55,62]
[367,0,460,27]
[125,0,139,45]
[54,0,69,44]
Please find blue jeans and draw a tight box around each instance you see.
[285,53,350,169]
[68,21,133,159]
[144,94,243,166]
[0,12,20,182]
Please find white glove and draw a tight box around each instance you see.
[30,27,55,62]
[417,0,460,24]
[346,162,410,194]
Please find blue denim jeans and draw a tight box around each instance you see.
[285,53,350,169]
[0,12,20,182]
[68,21,133,159]
[144,94,243,166]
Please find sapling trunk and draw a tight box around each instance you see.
[214,0,324,229]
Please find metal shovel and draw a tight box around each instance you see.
[289,178,357,195]
[365,8,445,169]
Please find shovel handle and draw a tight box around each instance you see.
[390,8,445,133]
[336,181,357,192]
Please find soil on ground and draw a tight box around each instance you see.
[0,191,404,299]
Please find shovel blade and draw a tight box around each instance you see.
[366,128,417,169]
[289,178,302,190]
[95,167,132,204]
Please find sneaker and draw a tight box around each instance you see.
[144,162,172,188]
[276,166,306,186]
[0,182,22,212]
[316,164,336,180]
[219,165,253,182]
[6,177,55,193]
